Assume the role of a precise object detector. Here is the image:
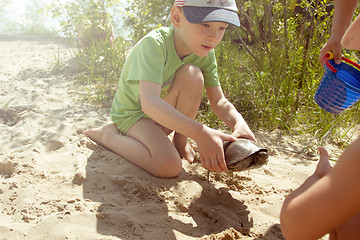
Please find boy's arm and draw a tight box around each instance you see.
[140,80,202,139]
[139,80,236,172]
[319,0,358,65]
[206,85,256,142]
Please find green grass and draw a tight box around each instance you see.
[210,31,360,148]
[72,38,130,108]
[51,47,66,73]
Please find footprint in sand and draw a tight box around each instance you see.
[43,139,65,152]
[0,157,18,177]
[0,106,32,126]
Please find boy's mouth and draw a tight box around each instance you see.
[201,45,212,51]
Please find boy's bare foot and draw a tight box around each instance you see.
[83,123,119,149]
[174,139,196,164]
[315,147,332,178]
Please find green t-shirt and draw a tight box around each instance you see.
[110,26,220,134]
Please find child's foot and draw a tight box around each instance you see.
[83,123,118,149]
[315,147,332,178]
[174,140,196,164]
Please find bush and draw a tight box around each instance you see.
[211,0,360,145]
[50,0,360,145]
[49,0,130,107]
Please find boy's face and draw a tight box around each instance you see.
[173,7,229,58]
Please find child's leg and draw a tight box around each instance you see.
[334,212,360,239]
[315,147,332,178]
[84,64,203,177]
[316,148,360,240]
[162,64,204,163]
[84,120,182,178]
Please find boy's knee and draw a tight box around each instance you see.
[177,64,204,89]
[151,154,182,178]
[162,160,182,178]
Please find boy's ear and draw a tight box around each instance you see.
[171,6,181,28]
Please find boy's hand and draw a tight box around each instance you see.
[194,126,237,173]
[231,121,257,143]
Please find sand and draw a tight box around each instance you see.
[0,34,340,240]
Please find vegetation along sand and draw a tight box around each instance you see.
[1,0,359,239]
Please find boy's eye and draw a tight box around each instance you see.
[220,24,229,30]
[201,23,210,28]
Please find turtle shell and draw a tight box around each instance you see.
[223,138,268,172]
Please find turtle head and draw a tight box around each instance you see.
[254,150,269,164]
[243,150,269,171]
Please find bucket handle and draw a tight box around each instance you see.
[324,52,360,73]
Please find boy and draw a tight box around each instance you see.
[84,0,256,178]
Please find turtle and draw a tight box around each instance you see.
[223,138,268,172]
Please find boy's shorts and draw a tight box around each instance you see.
[111,79,173,135]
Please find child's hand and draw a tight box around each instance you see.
[319,37,343,66]
[194,126,236,172]
[231,122,257,143]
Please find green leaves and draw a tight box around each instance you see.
[212,0,360,144]
[47,0,130,107]
[47,0,360,144]
[123,0,172,41]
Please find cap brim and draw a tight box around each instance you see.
[183,6,240,27]
[342,15,360,51]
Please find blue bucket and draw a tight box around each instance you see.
[314,54,360,114]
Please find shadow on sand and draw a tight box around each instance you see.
[82,147,253,239]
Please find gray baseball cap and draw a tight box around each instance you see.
[174,0,240,27]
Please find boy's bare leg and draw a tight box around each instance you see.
[83,120,182,178]
[163,64,204,163]
[83,64,203,175]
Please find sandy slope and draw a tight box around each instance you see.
[0,35,336,240]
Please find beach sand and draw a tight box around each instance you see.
[0,35,340,239]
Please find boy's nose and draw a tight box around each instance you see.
[208,30,219,40]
